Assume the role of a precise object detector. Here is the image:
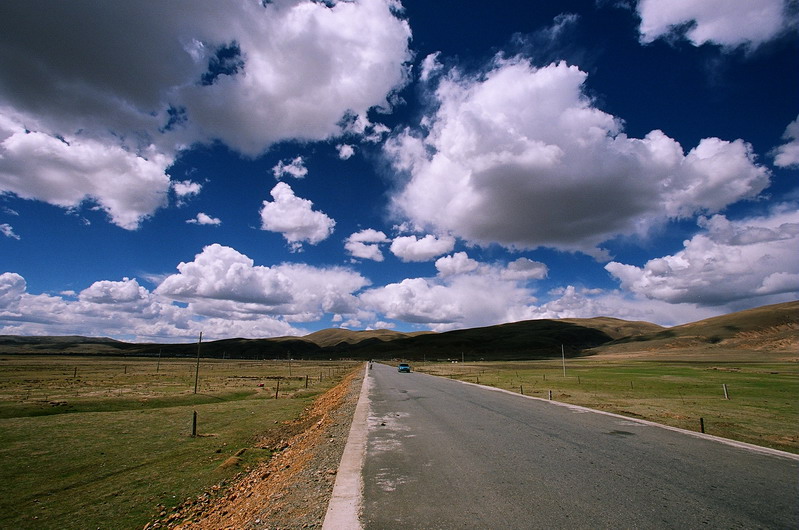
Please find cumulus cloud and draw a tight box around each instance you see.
[0,271,301,340]
[186,212,221,225]
[773,115,799,168]
[390,234,456,262]
[259,182,335,251]
[435,252,479,277]
[156,243,368,319]
[386,57,770,256]
[172,180,202,201]
[272,156,308,179]
[360,252,550,330]
[0,113,172,230]
[501,257,549,281]
[526,285,718,327]
[345,229,390,261]
[337,144,356,160]
[605,205,799,306]
[0,0,411,225]
[636,0,792,48]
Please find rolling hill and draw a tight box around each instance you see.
[0,301,795,361]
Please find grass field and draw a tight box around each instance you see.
[415,358,799,454]
[0,356,359,529]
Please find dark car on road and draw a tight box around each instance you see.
[398,363,411,373]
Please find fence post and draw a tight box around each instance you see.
[548,390,552,400]
[723,384,729,400]
[275,379,280,399]
[699,417,705,433]
[191,411,197,437]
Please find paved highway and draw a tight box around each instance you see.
[360,363,798,529]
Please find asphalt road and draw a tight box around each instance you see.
[361,363,798,529]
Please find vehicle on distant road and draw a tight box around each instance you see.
[398,363,411,373]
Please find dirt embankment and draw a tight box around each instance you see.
[146,367,363,529]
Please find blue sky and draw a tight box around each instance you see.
[1,0,797,341]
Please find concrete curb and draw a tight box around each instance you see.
[323,363,371,529]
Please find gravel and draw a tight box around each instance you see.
[145,367,363,530]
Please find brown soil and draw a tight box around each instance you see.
[145,367,363,530]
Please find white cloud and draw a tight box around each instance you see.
[337,144,356,160]
[1,223,20,240]
[0,271,302,340]
[386,57,770,255]
[259,182,335,251]
[773,115,799,168]
[186,212,221,225]
[0,243,378,340]
[419,52,443,82]
[527,285,718,327]
[0,0,411,226]
[435,252,479,277]
[501,257,549,281]
[272,156,308,179]
[172,180,202,200]
[605,205,799,306]
[360,252,551,330]
[0,113,172,230]
[345,228,390,261]
[156,243,368,318]
[637,0,791,48]
[175,0,412,155]
[390,234,456,262]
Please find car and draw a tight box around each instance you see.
[397,363,411,373]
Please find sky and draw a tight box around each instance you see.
[0,0,797,342]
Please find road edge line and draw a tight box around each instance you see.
[450,376,799,462]
[323,363,371,529]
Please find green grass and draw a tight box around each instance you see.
[0,356,359,529]
[417,359,799,453]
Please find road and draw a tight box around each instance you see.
[360,363,798,529]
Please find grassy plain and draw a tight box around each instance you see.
[416,357,798,454]
[0,356,359,529]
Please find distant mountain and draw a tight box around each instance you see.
[0,301,795,360]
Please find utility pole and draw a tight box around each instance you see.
[194,332,203,394]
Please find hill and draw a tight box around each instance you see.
[0,301,795,360]
[588,300,798,360]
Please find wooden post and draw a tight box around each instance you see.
[305,374,309,389]
[520,385,524,395]
[275,379,280,399]
[192,411,197,437]
[699,417,705,433]
[73,367,77,378]
[723,384,729,400]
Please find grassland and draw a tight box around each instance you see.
[0,356,359,529]
[415,357,798,454]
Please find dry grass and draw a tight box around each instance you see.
[416,356,799,454]
[0,356,359,529]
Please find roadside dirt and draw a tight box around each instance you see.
[145,367,363,529]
